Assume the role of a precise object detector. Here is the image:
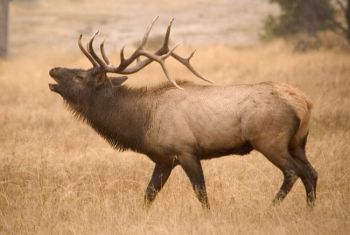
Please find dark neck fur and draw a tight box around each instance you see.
[69,86,153,153]
[67,81,195,153]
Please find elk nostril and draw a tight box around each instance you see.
[49,68,55,77]
[49,67,60,77]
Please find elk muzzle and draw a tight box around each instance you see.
[48,67,63,93]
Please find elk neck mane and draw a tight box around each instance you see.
[65,80,196,152]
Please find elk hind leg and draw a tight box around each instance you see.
[289,143,318,206]
[273,168,298,205]
[254,143,301,205]
[263,146,316,207]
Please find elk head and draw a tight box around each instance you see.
[49,16,212,109]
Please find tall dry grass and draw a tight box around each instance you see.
[0,40,349,234]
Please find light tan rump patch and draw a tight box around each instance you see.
[272,82,313,147]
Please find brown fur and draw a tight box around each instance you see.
[49,67,318,208]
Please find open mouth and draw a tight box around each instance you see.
[48,83,59,92]
[49,68,60,93]
[48,75,60,92]
[49,74,60,93]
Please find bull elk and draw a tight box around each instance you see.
[49,17,318,209]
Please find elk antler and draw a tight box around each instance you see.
[78,16,212,89]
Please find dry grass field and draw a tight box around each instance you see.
[1,0,350,234]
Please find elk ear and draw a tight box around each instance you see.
[109,76,128,87]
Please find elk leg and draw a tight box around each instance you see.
[273,169,298,205]
[254,143,302,205]
[259,145,316,207]
[306,162,318,199]
[178,154,210,209]
[144,164,173,208]
[292,157,317,207]
[290,146,318,202]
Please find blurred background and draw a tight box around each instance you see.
[0,0,349,234]
[2,0,278,55]
[1,0,350,56]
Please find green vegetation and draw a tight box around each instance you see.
[264,0,334,39]
[263,0,350,42]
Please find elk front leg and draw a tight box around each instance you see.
[144,164,173,208]
[178,153,210,209]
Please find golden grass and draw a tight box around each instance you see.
[0,40,349,234]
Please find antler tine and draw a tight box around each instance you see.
[139,16,159,50]
[114,17,159,72]
[116,17,175,72]
[78,34,99,67]
[171,51,214,83]
[77,17,211,89]
[122,43,184,89]
[120,46,125,61]
[87,31,109,68]
[100,40,110,65]
[158,18,213,84]
[164,18,174,48]
[157,17,174,54]
[121,43,180,74]
[161,18,213,83]
[158,43,184,89]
